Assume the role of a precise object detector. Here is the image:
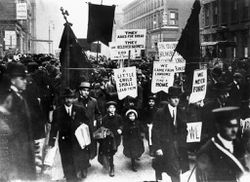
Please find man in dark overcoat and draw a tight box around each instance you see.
[78,81,102,159]
[196,106,245,182]
[6,62,36,180]
[152,86,189,182]
[49,88,90,181]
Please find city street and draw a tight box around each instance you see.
[41,138,195,182]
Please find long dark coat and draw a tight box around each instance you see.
[196,136,245,182]
[152,104,189,177]
[123,118,144,159]
[49,104,90,180]
[9,90,36,181]
[78,96,102,159]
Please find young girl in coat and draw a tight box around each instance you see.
[123,109,144,172]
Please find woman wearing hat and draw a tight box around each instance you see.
[97,101,123,177]
[123,109,144,172]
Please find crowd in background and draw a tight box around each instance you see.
[1,52,250,182]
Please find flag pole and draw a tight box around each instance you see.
[60,7,72,88]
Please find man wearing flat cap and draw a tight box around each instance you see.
[49,88,90,181]
[152,86,189,182]
[196,106,245,182]
[5,62,36,180]
[77,81,102,160]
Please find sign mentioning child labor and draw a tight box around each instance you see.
[189,69,207,104]
[115,29,146,50]
[158,42,186,73]
[186,122,202,143]
[113,66,138,100]
[151,62,175,94]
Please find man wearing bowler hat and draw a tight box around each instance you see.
[49,88,90,181]
[78,81,101,160]
[152,86,189,182]
[196,106,245,182]
[5,62,36,180]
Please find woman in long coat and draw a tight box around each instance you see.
[123,109,144,172]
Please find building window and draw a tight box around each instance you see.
[243,0,249,20]
[212,1,218,25]
[204,4,210,26]
[231,0,238,22]
[169,10,178,26]
[221,0,227,24]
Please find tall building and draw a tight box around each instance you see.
[0,0,35,56]
[200,0,250,59]
[122,0,194,58]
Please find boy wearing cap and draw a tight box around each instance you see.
[152,86,189,182]
[98,101,123,177]
[196,107,245,182]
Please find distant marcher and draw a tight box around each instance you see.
[228,72,244,106]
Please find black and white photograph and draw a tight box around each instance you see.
[1,0,250,181]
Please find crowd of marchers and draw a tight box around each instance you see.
[1,54,250,182]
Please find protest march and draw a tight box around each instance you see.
[1,0,250,182]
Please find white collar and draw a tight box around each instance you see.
[10,85,19,93]
[168,104,177,117]
[64,104,73,110]
[217,133,234,153]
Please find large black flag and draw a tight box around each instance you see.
[175,0,201,70]
[87,3,115,46]
[59,23,91,89]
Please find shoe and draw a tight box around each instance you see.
[132,166,137,172]
[109,166,115,177]
[81,168,88,178]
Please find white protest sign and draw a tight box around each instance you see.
[189,69,207,104]
[241,118,250,132]
[116,29,146,50]
[113,66,138,100]
[186,122,202,143]
[16,3,27,20]
[158,42,186,73]
[151,62,175,94]
[109,42,136,60]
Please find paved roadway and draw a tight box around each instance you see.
[40,139,195,182]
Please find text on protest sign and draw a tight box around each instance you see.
[109,42,137,60]
[113,66,138,100]
[189,69,207,104]
[158,42,186,73]
[115,29,146,50]
[186,122,202,143]
[151,62,175,94]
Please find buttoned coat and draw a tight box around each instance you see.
[77,96,102,159]
[152,104,189,177]
[8,90,36,181]
[49,104,90,180]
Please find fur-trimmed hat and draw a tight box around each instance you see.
[125,109,138,118]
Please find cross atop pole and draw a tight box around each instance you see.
[60,7,72,26]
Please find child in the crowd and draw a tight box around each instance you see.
[97,101,123,177]
[122,109,144,172]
